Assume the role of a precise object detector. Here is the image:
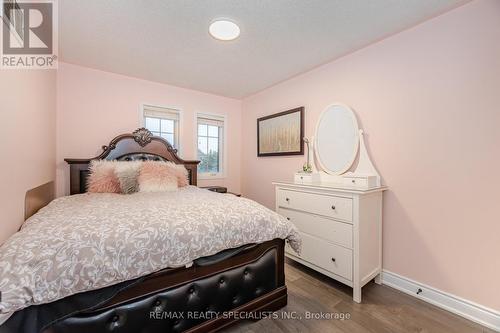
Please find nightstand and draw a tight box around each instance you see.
[201,186,241,197]
[201,186,227,193]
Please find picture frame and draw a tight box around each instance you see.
[257,107,304,157]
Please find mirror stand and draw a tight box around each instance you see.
[353,130,380,184]
[317,129,380,188]
[294,103,381,189]
[297,130,380,189]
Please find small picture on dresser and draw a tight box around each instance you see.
[257,107,304,156]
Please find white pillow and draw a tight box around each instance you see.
[137,161,179,192]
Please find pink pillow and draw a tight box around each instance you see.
[87,160,122,193]
[138,161,178,192]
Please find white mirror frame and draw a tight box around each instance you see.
[314,103,360,175]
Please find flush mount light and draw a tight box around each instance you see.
[209,20,240,41]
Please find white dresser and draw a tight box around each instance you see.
[274,181,386,303]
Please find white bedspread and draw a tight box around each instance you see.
[0,186,300,323]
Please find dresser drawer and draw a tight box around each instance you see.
[286,232,352,281]
[278,208,352,248]
[294,172,320,184]
[342,176,368,188]
[277,188,353,222]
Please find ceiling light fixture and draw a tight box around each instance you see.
[209,19,240,41]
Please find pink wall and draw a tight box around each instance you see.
[0,70,56,244]
[241,0,500,310]
[56,62,242,196]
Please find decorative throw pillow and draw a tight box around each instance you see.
[165,162,190,187]
[114,161,142,194]
[87,160,121,193]
[138,161,178,192]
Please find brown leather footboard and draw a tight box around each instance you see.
[44,239,286,333]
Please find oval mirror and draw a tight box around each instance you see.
[315,104,359,175]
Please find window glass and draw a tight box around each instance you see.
[143,107,179,148]
[208,125,219,137]
[145,117,160,132]
[197,114,224,176]
[198,124,207,136]
[161,119,174,133]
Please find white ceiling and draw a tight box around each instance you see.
[59,0,468,99]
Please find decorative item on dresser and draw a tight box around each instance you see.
[294,103,381,188]
[276,103,387,303]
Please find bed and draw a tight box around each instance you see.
[0,128,300,333]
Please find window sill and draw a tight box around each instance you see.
[198,173,226,180]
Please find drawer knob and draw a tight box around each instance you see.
[286,198,290,202]
[352,179,356,183]
[331,258,336,263]
[286,217,290,220]
[331,205,336,210]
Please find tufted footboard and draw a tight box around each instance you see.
[43,239,287,333]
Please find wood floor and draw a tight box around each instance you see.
[224,259,494,333]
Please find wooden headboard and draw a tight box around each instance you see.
[64,128,200,195]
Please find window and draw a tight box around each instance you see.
[142,105,180,149]
[197,113,225,178]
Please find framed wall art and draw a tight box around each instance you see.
[257,107,304,156]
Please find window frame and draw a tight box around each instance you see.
[140,103,182,154]
[195,112,227,180]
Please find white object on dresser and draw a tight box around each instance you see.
[274,181,386,303]
[302,103,381,189]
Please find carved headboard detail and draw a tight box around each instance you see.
[64,128,200,195]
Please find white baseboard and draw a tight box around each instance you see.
[381,270,500,332]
